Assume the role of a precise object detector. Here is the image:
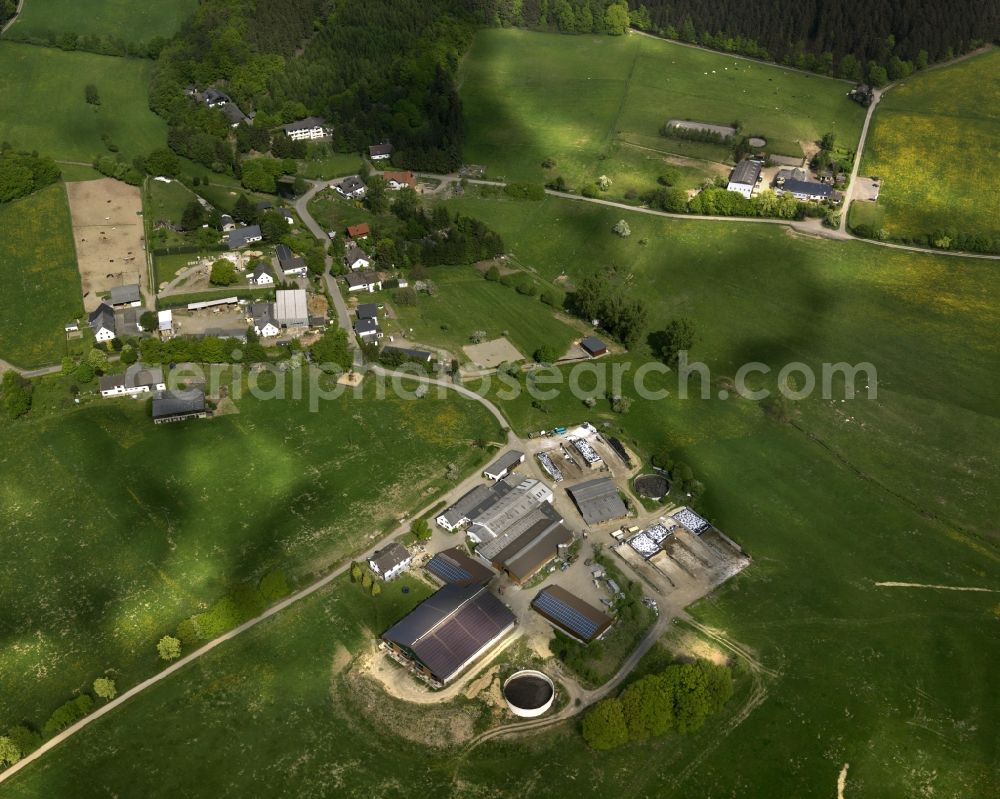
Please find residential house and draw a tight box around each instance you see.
[276,207,295,225]
[275,289,309,328]
[117,306,147,336]
[347,222,370,240]
[726,158,763,198]
[220,214,237,232]
[249,261,276,286]
[99,364,166,398]
[110,284,142,307]
[220,103,247,127]
[369,142,393,161]
[203,88,230,108]
[344,271,382,293]
[275,244,307,277]
[255,200,273,212]
[384,170,416,190]
[344,243,370,271]
[249,302,280,337]
[227,224,263,249]
[152,389,208,424]
[88,303,116,342]
[368,542,412,581]
[356,303,378,320]
[280,116,329,141]
[354,317,382,341]
[335,176,366,200]
[774,168,835,201]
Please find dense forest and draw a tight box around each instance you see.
[150,0,473,174]
[469,0,998,80]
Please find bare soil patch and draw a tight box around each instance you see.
[65,178,146,312]
[463,336,524,368]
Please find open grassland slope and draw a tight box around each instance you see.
[0,185,82,367]
[857,49,1000,248]
[0,43,166,162]
[2,197,997,798]
[461,30,865,195]
[0,383,496,734]
[3,0,198,45]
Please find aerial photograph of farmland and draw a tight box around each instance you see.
[0,1,997,797]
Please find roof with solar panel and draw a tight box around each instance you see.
[531,584,613,643]
[425,547,495,587]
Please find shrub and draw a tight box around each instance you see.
[534,345,560,364]
[503,182,546,201]
[93,677,117,700]
[43,694,94,737]
[484,265,501,282]
[259,571,290,603]
[157,635,181,661]
[540,289,560,307]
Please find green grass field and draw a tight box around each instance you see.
[461,30,866,196]
[0,42,166,162]
[0,185,82,367]
[4,0,198,45]
[388,267,582,361]
[3,196,997,798]
[0,380,496,734]
[858,49,1000,246]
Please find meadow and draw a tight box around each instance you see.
[387,267,583,362]
[3,196,997,798]
[0,43,166,162]
[0,185,83,367]
[0,379,497,736]
[856,49,1000,247]
[4,0,198,45]
[460,30,865,196]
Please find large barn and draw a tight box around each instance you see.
[381,584,515,684]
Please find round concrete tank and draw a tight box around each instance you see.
[502,670,555,718]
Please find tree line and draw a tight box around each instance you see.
[0,148,61,204]
[582,659,734,749]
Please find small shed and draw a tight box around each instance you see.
[580,336,607,357]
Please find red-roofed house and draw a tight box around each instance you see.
[347,222,370,240]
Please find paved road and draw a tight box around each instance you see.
[0,0,24,34]
[0,359,62,378]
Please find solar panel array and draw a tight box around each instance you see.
[412,591,514,680]
[673,508,710,534]
[532,590,601,639]
[426,555,471,584]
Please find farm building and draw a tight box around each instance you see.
[580,336,607,357]
[726,158,763,198]
[110,284,142,307]
[275,289,309,327]
[475,504,573,584]
[152,389,208,424]
[335,176,366,199]
[369,142,393,160]
[381,584,515,684]
[280,116,329,141]
[567,478,628,526]
[436,481,516,532]
[483,450,525,481]
[157,310,173,335]
[774,168,835,201]
[99,364,166,398]
[92,311,118,339]
[426,547,495,587]
[368,542,412,581]
[467,477,554,544]
[531,584,613,643]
